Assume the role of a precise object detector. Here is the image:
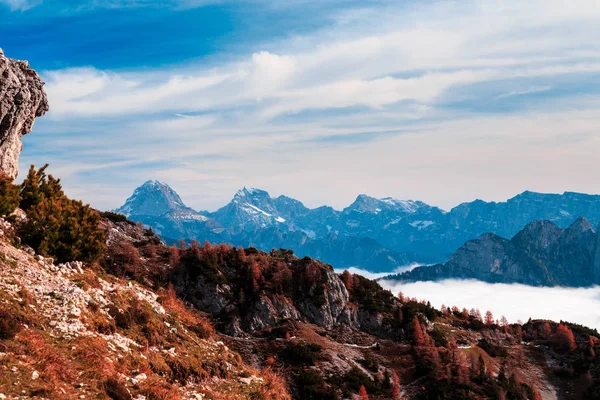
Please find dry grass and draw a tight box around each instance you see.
[253,368,293,400]
[139,376,182,400]
[73,335,114,380]
[18,330,77,393]
[159,284,215,339]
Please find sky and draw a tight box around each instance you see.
[3,0,600,212]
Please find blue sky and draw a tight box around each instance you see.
[3,0,600,211]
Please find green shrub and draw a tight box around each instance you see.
[477,338,507,358]
[100,211,133,224]
[0,309,21,339]
[295,370,339,400]
[18,164,106,263]
[282,343,325,366]
[0,173,19,217]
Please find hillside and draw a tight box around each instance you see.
[116,182,600,273]
[0,215,289,399]
[389,218,600,287]
[2,210,600,399]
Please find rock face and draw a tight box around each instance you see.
[393,217,600,286]
[170,250,357,335]
[0,49,48,179]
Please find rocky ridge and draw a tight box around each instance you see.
[0,49,48,178]
[389,217,600,286]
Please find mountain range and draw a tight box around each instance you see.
[115,181,600,272]
[387,217,600,287]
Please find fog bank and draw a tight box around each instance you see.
[378,279,600,331]
[334,263,422,280]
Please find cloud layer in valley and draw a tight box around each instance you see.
[2,0,600,211]
[379,279,600,332]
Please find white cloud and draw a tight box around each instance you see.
[496,86,552,100]
[0,0,41,10]
[21,0,600,212]
[41,1,600,121]
[379,279,600,331]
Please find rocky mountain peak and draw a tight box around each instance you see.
[511,220,562,252]
[115,180,190,217]
[234,186,269,200]
[0,50,49,178]
[346,194,424,214]
[566,216,595,233]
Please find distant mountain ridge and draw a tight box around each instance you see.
[387,217,600,287]
[115,181,600,272]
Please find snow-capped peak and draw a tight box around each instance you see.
[115,180,200,218]
[234,186,270,199]
[346,194,425,214]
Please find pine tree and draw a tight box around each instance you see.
[0,173,19,217]
[478,354,486,380]
[18,165,105,263]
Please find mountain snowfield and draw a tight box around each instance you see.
[115,181,600,273]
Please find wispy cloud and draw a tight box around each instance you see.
[496,86,552,100]
[0,0,41,11]
[14,0,600,211]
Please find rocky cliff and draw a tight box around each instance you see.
[0,49,48,178]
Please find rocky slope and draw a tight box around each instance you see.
[0,49,48,178]
[2,205,600,399]
[389,217,600,286]
[116,182,600,273]
[0,215,290,400]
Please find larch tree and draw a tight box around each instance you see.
[412,316,426,347]
[540,322,552,339]
[484,310,494,326]
[391,371,401,398]
[169,245,180,267]
[358,385,369,400]
[589,336,599,357]
[553,324,576,351]
[340,270,353,293]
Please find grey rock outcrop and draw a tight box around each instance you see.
[0,49,48,179]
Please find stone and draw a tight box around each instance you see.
[31,370,39,380]
[0,51,48,179]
